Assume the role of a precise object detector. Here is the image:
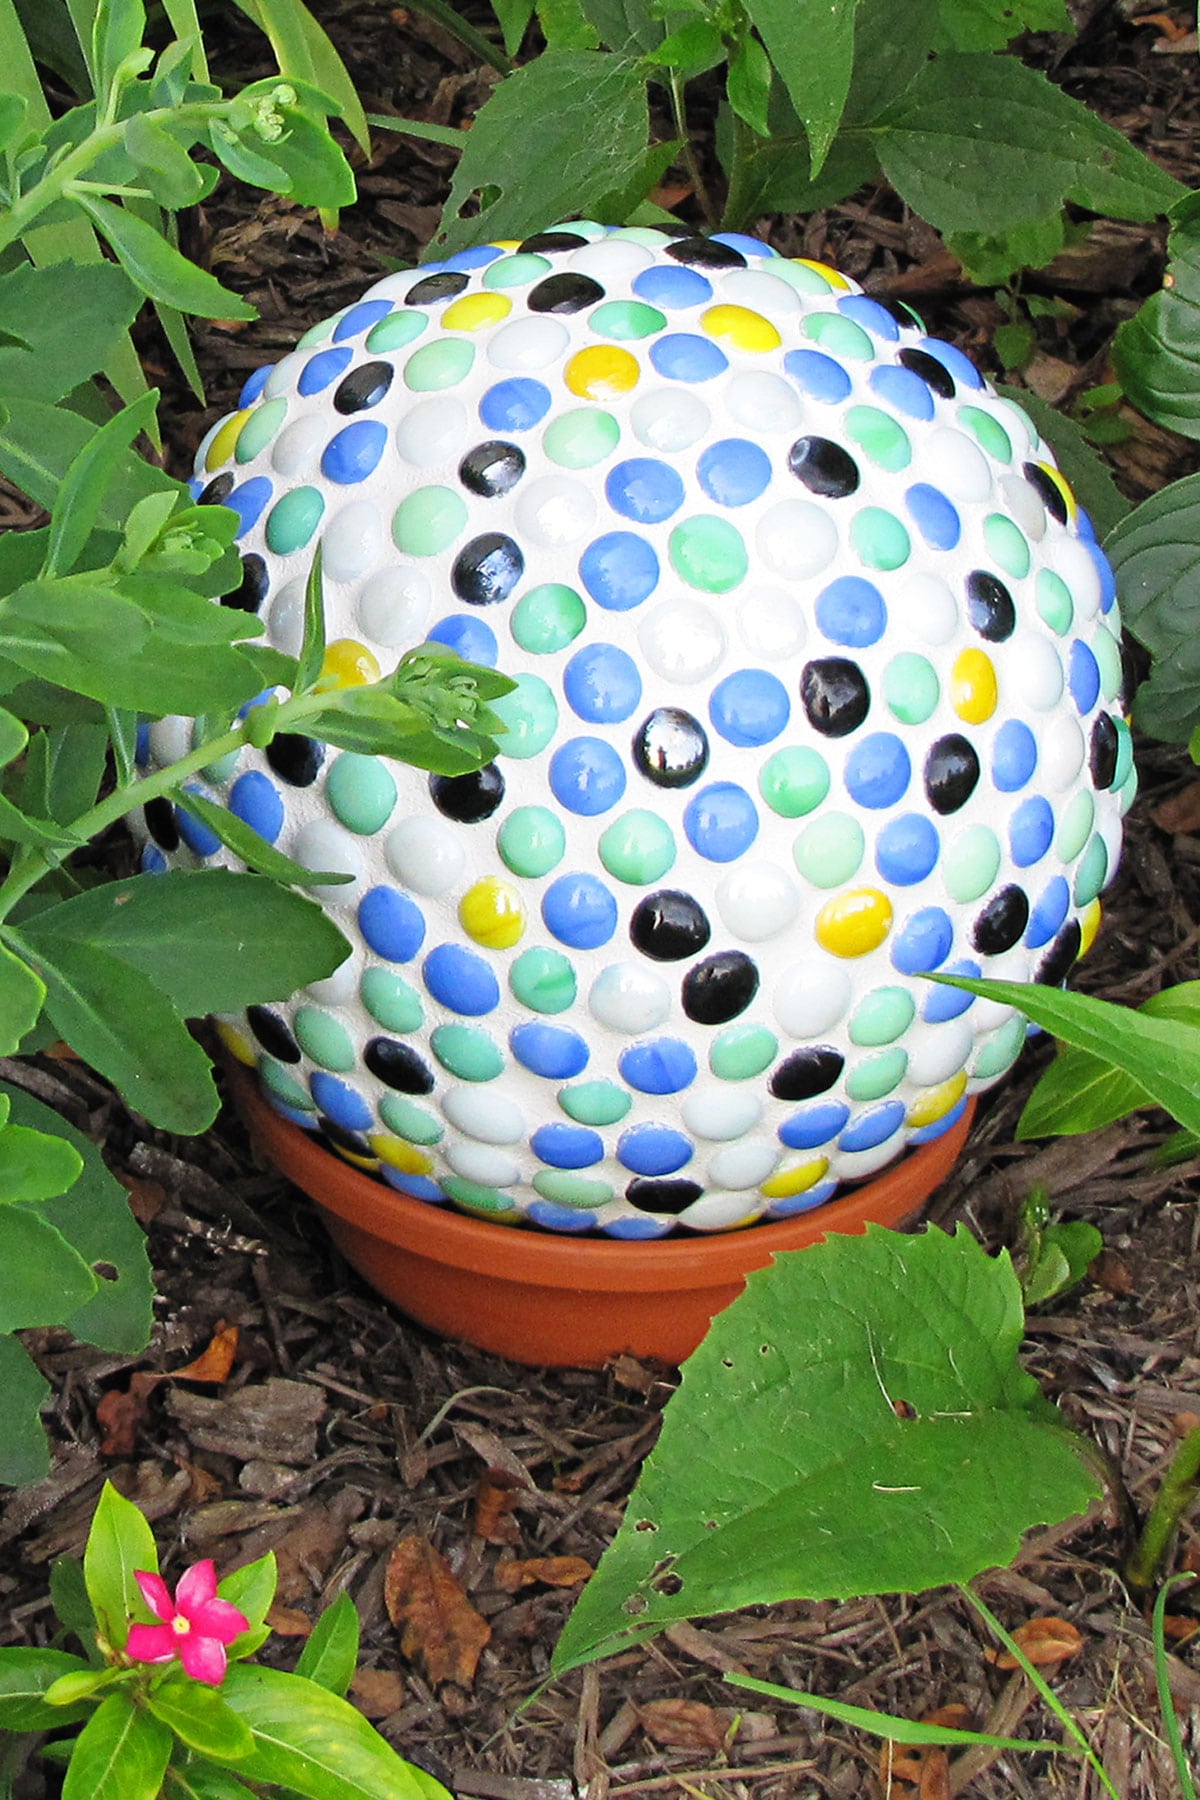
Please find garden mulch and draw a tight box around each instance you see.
[3,2,1200,1795]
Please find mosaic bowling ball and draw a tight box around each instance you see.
[140,222,1134,1238]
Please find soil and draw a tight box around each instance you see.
[3,4,1200,1797]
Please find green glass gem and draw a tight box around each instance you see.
[293,1005,355,1071]
[972,1016,1026,1081]
[851,507,910,572]
[759,746,830,818]
[202,747,240,783]
[1092,626,1123,702]
[669,516,748,594]
[846,1047,908,1102]
[543,407,620,469]
[793,812,865,888]
[326,752,398,835]
[265,485,324,555]
[510,946,577,1014]
[1117,763,1139,816]
[803,313,873,359]
[492,674,559,759]
[297,313,340,348]
[379,1091,442,1145]
[849,987,916,1047]
[710,1023,778,1080]
[611,226,678,247]
[441,1176,520,1220]
[1073,833,1109,906]
[1035,570,1073,635]
[983,514,1031,580]
[498,806,566,877]
[1113,718,1134,789]
[551,218,606,238]
[598,810,676,884]
[484,253,552,288]
[510,584,587,653]
[943,825,1001,903]
[588,300,667,340]
[558,1080,631,1125]
[236,398,287,464]
[532,1170,614,1207]
[366,308,428,353]
[959,406,1012,463]
[1056,790,1094,862]
[259,1056,315,1109]
[845,405,911,472]
[431,1023,504,1082]
[769,260,836,295]
[884,653,939,725]
[403,337,475,392]
[361,968,424,1034]
[392,485,469,556]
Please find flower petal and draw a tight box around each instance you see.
[175,1558,219,1617]
[187,1597,251,1644]
[125,1623,177,1665]
[134,1570,175,1624]
[180,1633,228,1686]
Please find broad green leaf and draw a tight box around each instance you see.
[726,30,771,138]
[46,388,160,579]
[0,261,140,403]
[0,788,85,849]
[0,395,173,522]
[147,1677,256,1761]
[165,1766,259,1800]
[0,938,45,1053]
[123,112,212,207]
[1018,982,1200,1138]
[23,720,111,824]
[0,1119,81,1203]
[0,1647,90,1729]
[0,86,27,150]
[1023,1221,1102,1306]
[578,0,665,54]
[935,0,1068,52]
[51,1554,103,1660]
[249,105,355,211]
[492,0,535,54]
[1,1082,154,1354]
[1113,192,1200,441]
[62,1690,172,1800]
[0,1330,53,1484]
[83,1480,159,1649]
[78,195,257,320]
[0,705,27,764]
[21,870,350,1019]
[538,0,599,49]
[433,51,648,257]
[1156,1127,1200,1168]
[994,383,1130,541]
[726,1672,1064,1752]
[221,1665,451,1800]
[947,212,1066,284]
[169,790,353,887]
[231,0,370,152]
[652,18,722,71]
[0,1206,96,1330]
[294,1592,359,1695]
[219,1553,278,1648]
[874,54,1184,237]
[742,0,860,175]
[209,119,292,190]
[92,0,146,103]
[1106,470,1200,742]
[554,1226,1097,1672]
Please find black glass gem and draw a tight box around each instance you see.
[632,707,709,788]
[317,1117,372,1157]
[528,272,605,314]
[223,552,269,613]
[878,296,924,331]
[429,763,505,823]
[1089,713,1119,789]
[647,222,692,239]
[800,658,871,738]
[364,1037,436,1094]
[266,733,325,787]
[924,734,980,814]
[788,436,860,498]
[451,533,524,605]
[518,230,589,253]
[1021,460,1068,525]
[665,235,747,269]
[630,889,711,961]
[1036,919,1082,988]
[897,346,955,399]
[142,796,180,851]
[246,1004,301,1063]
[625,1178,704,1214]
[965,569,1016,642]
[459,440,525,498]
[972,885,1030,956]
[404,271,469,304]
[333,360,394,414]
[682,951,760,1025]
[198,471,234,506]
[769,1046,844,1102]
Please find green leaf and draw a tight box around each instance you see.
[0,395,173,523]
[553,1225,1098,1672]
[92,0,146,103]
[651,17,722,71]
[219,1552,278,1649]
[725,1671,1064,1752]
[0,939,46,1054]
[0,706,27,764]
[170,790,353,887]
[0,1207,96,1332]
[250,105,354,211]
[62,1690,172,1800]
[742,0,860,175]
[83,1479,160,1650]
[23,720,111,824]
[726,30,771,138]
[294,1592,359,1696]
[538,0,599,49]
[0,1331,52,1485]
[165,1765,260,1800]
[147,1677,256,1762]
[45,389,160,579]
[433,51,648,257]
[492,0,535,55]
[231,0,370,152]
[0,1119,82,1203]
[78,195,257,320]
[935,0,1068,52]
[221,1665,450,1800]
[292,545,326,697]
[0,1647,90,1729]
[0,87,28,151]
[947,212,1066,284]
[1023,1221,1102,1305]
[1017,981,1200,1138]
[578,0,664,54]
[123,112,211,206]
[0,261,140,403]
[1113,192,1200,441]
[1106,470,1200,742]
[994,383,1130,541]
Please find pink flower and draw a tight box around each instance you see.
[125,1561,249,1686]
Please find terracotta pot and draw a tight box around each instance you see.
[228,1064,974,1368]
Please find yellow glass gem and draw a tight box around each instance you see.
[441,291,513,332]
[1078,897,1102,957]
[319,639,382,689]
[951,647,998,724]
[906,1071,967,1130]
[214,1019,256,1066]
[331,1142,379,1173]
[459,876,526,949]
[815,888,894,958]
[700,304,782,353]
[492,239,521,251]
[564,345,640,400]
[795,258,851,291]
[369,1134,434,1175]
[205,408,252,472]
[1036,460,1076,521]
[761,1156,830,1200]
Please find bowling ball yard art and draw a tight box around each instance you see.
[141,223,1133,1242]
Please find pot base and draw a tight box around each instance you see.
[229,1066,974,1368]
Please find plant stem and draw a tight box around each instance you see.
[1126,1425,1200,1593]
[669,71,716,228]
[1151,1575,1198,1800]
[396,0,512,74]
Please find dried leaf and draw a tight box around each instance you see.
[1162,1613,1200,1643]
[473,1469,522,1544]
[351,1667,407,1718]
[115,1170,167,1224]
[918,1748,952,1800]
[273,1502,352,1603]
[985,1615,1083,1668]
[1151,779,1200,834]
[385,1535,491,1688]
[176,1456,223,1506]
[495,1556,593,1593]
[1091,1250,1134,1295]
[170,1324,239,1384]
[96,1370,160,1455]
[266,1603,313,1637]
[637,1697,728,1754]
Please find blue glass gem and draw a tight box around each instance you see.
[358,887,426,962]
[778,1101,851,1150]
[542,872,618,948]
[298,346,354,395]
[321,420,388,485]
[711,231,776,257]
[511,1023,590,1079]
[549,736,627,815]
[649,333,729,382]
[869,363,934,419]
[603,1215,673,1240]
[238,364,272,406]
[837,294,900,340]
[310,1074,374,1132]
[632,265,713,309]
[908,1096,969,1145]
[1069,639,1101,715]
[1025,874,1070,949]
[422,943,500,1015]
[530,1122,604,1166]
[381,1168,447,1201]
[175,795,221,858]
[1085,538,1118,613]
[444,244,504,270]
[617,1123,694,1175]
[905,483,961,550]
[140,844,167,874]
[875,813,939,885]
[1009,795,1055,867]
[605,458,685,524]
[890,906,954,975]
[564,643,643,723]
[921,957,980,1023]
[579,531,660,611]
[479,378,552,432]
[428,613,498,666]
[708,669,790,747]
[229,770,284,844]
[225,477,272,536]
[844,733,912,809]
[992,718,1038,791]
[333,299,394,341]
[816,575,887,648]
[916,336,983,389]
[618,1038,698,1095]
[526,1201,598,1231]
[839,1100,907,1153]
[783,349,852,404]
[683,782,758,861]
[696,438,772,507]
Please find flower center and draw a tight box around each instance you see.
[171,1615,191,1637]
